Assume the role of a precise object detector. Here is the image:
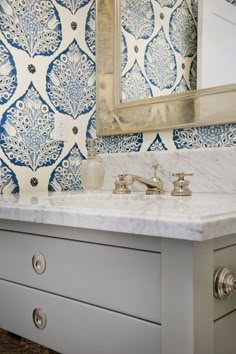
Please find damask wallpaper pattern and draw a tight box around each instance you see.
[121,0,198,101]
[0,0,235,194]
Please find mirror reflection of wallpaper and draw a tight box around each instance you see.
[0,0,236,194]
[121,0,198,103]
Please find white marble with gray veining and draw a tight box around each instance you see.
[1,190,236,242]
[101,146,236,194]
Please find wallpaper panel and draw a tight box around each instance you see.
[0,0,235,194]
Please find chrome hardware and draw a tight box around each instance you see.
[113,164,164,195]
[214,267,236,300]
[33,307,47,329]
[128,163,164,195]
[113,174,131,194]
[32,253,46,274]
[171,172,193,196]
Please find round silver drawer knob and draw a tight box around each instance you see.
[32,253,46,274]
[214,267,236,300]
[33,307,47,329]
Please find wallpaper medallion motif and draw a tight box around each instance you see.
[0,40,17,105]
[46,40,96,119]
[0,83,63,171]
[0,159,19,194]
[169,0,197,58]
[0,0,62,57]
[121,0,155,40]
[144,27,177,90]
[49,143,85,191]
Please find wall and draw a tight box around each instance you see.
[0,0,235,194]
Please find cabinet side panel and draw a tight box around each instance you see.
[193,240,214,354]
[161,239,194,354]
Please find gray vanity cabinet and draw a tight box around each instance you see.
[214,311,236,354]
[0,280,160,354]
[0,220,236,354]
[0,230,161,323]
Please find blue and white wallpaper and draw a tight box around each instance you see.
[0,0,235,194]
[121,0,197,101]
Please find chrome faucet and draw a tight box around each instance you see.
[113,164,164,195]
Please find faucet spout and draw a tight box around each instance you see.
[128,174,164,194]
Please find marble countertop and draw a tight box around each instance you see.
[0,191,236,241]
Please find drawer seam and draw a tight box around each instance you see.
[214,308,236,323]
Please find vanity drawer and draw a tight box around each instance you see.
[214,311,236,354]
[214,244,236,320]
[0,230,161,323]
[0,280,161,354]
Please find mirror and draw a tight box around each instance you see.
[118,0,198,104]
[198,0,236,89]
[96,0,236,136]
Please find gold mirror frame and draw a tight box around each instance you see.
[96,0,236,137]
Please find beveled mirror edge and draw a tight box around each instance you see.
[96,0,236,137]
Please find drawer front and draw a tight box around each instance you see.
[0,280,161,354]
[214,245,236,320]
[0,230,161,323]
[214,311,236,354]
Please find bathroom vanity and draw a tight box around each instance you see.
[0,191,236,354]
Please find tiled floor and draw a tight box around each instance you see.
[0,329,59,353]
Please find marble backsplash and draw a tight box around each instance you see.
[101,146,236,194]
